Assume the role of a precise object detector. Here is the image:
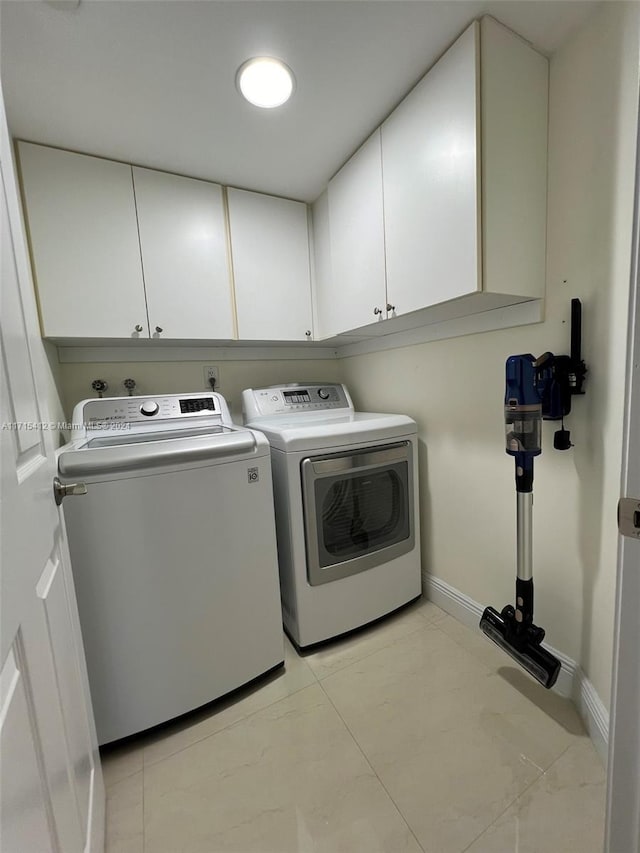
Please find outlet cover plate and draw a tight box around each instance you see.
[203,365,220,390]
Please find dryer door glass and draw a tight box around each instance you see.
[301,442,415,586]
[322,469,406,558]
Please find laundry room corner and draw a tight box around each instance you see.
[340,0,640,730]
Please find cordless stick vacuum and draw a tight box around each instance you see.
[480,299,587,689]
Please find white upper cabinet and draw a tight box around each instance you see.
[381,17,548,317]
[311,16,548,337]
[479,17,548,301]
[382,24,480,316]
[227,188,313,341]
[18,143,149,339]
[325,130,387,336]
[310,189,333,340]
[132,167,234,340]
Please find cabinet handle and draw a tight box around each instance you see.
[386,303,396,313]
[305,330,312,338]
[135,324,143,332]
[155,326,163,334]
[373,307,382,316]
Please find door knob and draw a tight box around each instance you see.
[134,324,143,333]
[155,326,163,334]
[305,330,312,338]
[373,307,382,316]
[53,477,87,506]
[386,303,396,313]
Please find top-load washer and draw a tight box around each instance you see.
[242,383,421,648]
[58,392,284,744]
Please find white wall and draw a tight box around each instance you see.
[341,1,639,710]
[56,355,343,424]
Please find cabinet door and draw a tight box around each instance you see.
[227,188,313,341]
[310,190,333,339]
[382,22,480,316]
[18,143,149,339]
[132,167,234,340]
[326,130,387,335]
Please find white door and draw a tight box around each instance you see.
[606,98,640,853]
[0,90,104,852]
[132,167,235,341]
[227,187,313,341]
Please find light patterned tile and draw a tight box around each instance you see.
[435,613,515,672]
[465,738,606,853]
[143,636,316,767]
[303,597,434,680]
[101,742,144,790]
[418,599,448,625]
[435,614,586,738]
[143,684,423,853]
[105,771,143,853]
[322,624,583,853]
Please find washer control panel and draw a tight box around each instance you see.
[243,384,352,418]
[80,394,220,428]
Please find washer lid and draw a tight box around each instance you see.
[245,411,416,452]
[58,425,267,479]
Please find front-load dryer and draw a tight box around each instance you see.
[242,383,422,648]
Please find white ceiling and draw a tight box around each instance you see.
[1,0,598,202]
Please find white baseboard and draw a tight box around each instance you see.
[574,669,610,766]
[423,573,609,764]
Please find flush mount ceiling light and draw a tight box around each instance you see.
[236,57,295,109]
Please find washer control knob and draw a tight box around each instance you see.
[317,388,331,400]
[140,400,159,416]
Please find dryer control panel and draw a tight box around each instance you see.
[243,384,353,419]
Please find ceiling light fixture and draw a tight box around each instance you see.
[236,57,295,109]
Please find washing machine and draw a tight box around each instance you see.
[57,392,284,744]
[242,383,422,648]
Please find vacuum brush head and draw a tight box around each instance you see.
[479,606,561,689]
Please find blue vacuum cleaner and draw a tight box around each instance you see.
[480,299,587,689]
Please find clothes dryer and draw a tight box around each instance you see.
[242,383,421,647]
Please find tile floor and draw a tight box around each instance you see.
[103,599,606,853]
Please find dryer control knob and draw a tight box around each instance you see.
[317,388,331,400]
[140,400,159,416]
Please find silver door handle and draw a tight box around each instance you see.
[53,477,88,506]
[618,497,640,539]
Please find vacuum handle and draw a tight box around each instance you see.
[516,491,533,582]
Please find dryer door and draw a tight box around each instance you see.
[301,442,414,586]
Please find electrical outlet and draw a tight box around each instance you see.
[204,365,220,390]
